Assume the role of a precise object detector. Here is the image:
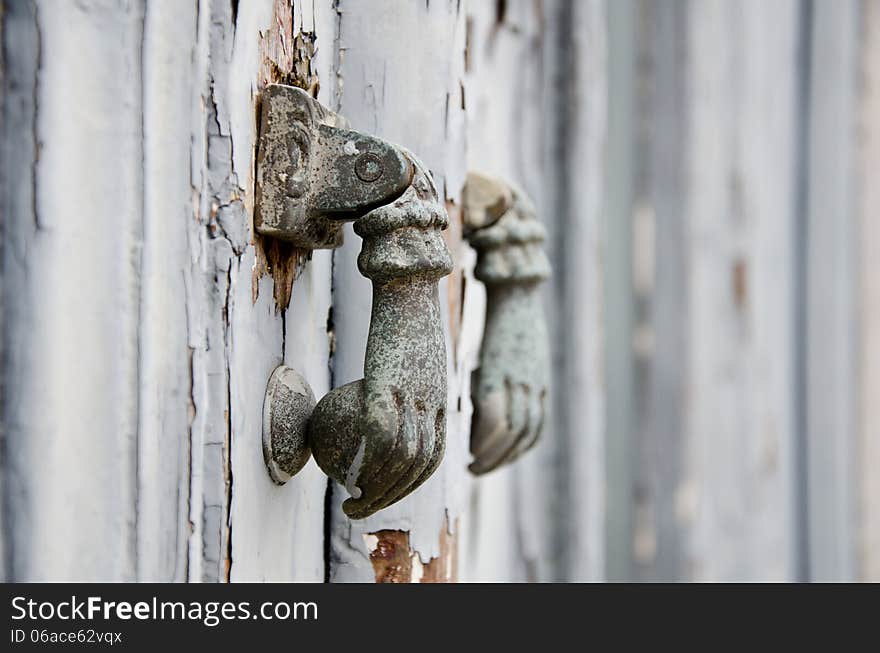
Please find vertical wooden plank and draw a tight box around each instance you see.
[857,0,880,583]
[804,0,859,582]
[137,0,199,583]
[630,0,800,581]
[0,0,41,581]
[544,0,608,581]
[0,0,144,581]
[186,0,254,583]
[683,0,799,581]
[459,0,554,583]
[135,0,334,583]
[630,0,689,582]
[603,0,637,582]
[222,0,333,582]
[0,0,39,580]
[328,0,468,583]
[1,0,334,582]
[460,0,609,584]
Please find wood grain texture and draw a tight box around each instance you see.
[545,0,608,582]
[138,0,199,582]
[630,0,800,581]
[459,0,536,584]
[1,0,144,581]
[683,0,799,581]
[223,0,332,582]
[0,0,41,581]
[0,0,331,582]
[460,0,566,583]
[4,0,876,585]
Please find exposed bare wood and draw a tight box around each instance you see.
[421,518,459,583]
[368,531,413,583]
[365,518,458,584]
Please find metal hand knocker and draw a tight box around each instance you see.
[463,173,551,474]
[255,84,452,519]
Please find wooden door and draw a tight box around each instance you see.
[4,0,877,584]
[0,0,608,583]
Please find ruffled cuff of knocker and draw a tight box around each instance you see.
[467,193,551,285]
[355,152,453,284]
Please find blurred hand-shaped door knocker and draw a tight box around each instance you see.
[463,172,551,475]
[256,85,452,519]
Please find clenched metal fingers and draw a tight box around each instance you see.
[309,156,453,518]
[464,173,551,475]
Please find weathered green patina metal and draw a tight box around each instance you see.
[257,84,452,519]
[263,365,315,484]
[463,173,551,475]
[310,156,452,518]
[255,84,413,248]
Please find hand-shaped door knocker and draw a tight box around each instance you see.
[463,173,551,474]
[255,85,452,519]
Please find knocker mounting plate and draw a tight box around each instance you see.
[255,84,414,248]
